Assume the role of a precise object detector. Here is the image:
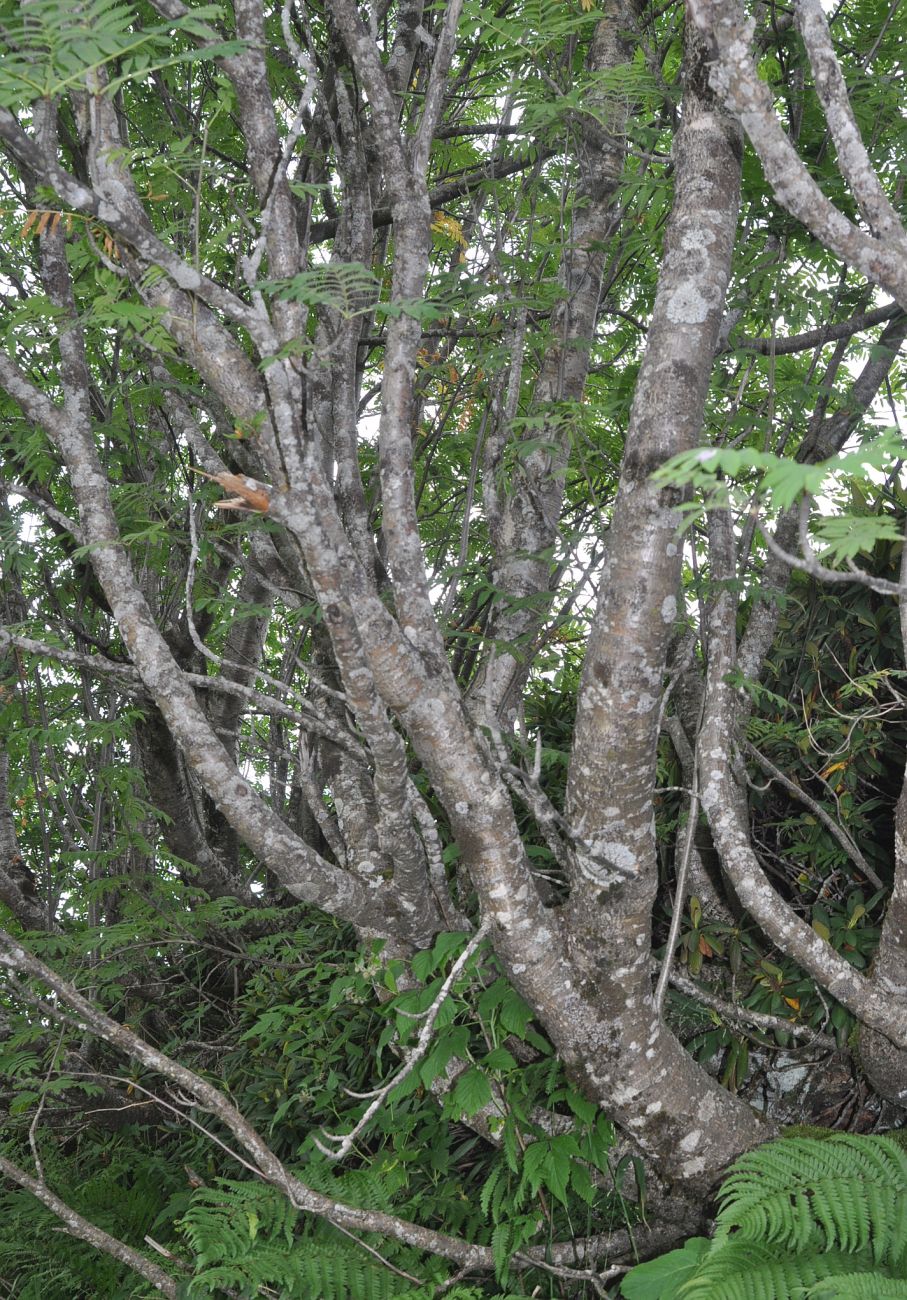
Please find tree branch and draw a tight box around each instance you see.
[0,1154,178,1296]
[0,927,691,1270]
[686,0,907,308]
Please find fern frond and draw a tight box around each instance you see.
[679,1244,878,1299]
[713,1135,907,1270]
[301,1161,398,1213]
[178,1177,421,1299]
[806,1276,907,1298]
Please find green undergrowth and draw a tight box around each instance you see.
[621,1132,907,1300]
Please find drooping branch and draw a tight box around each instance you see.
[0,112,260,333]
[315,922,491,1160]
[0,629,366,760]
[757,495,907,599]
[666,965,837,1052]
[0,1154,178,1297]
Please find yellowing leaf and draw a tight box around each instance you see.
[812,920,831,941]
[20,209,62,239]
[820,760,847,781]
[431,212,468,248]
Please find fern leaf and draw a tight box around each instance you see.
[679,1244,878,1300]
[713,1135,907,1270]
[806,1277,907,1298]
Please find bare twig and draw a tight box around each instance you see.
[314,922,490,1160]
[654,703,703,1016]
[745,740,884,890]
[666,965,837,1052]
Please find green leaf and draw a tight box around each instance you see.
[483,1046,518,1072]
[620,1239,710,1299]
[448,1068,493,1118]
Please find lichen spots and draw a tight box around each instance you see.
[665,283,713,323]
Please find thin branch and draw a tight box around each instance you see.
[686,0,907,308]
[756,498,906,598]
[0,928,677,1271]
[308,149,558,241]
[0,628,368,762]
[654,704,703,1016]
[732,303,903,355]
[0,1154,177,1296]
[314,922,489,1160]
[745,740,884,890]
[665,965,837,1051]
[0,480,83,541]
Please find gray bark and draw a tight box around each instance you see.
[471,1,639,723]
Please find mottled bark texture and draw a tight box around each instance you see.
[472,0,640,723]
[687,0,907,308]
[566,32,742,925]
[528,30,773,1180]
[859,546,907,1100]
[2,0,907,1276]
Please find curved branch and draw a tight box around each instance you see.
[701,511,907,1048]
[686,0,907,308]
